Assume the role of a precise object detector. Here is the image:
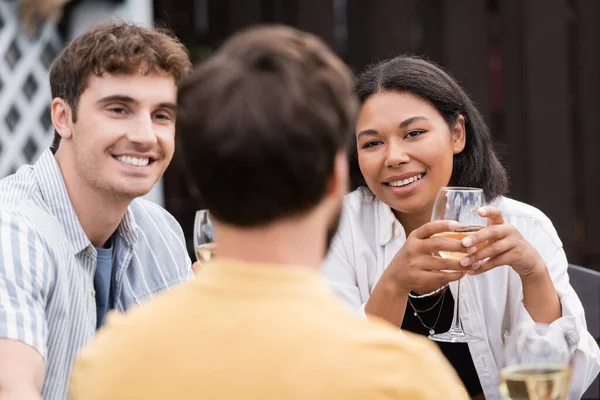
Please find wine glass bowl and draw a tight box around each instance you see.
[431,187,487,264]
[432,226,487,265]
[193,210,216,263]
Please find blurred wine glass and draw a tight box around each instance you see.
[499,323,573,400]
[193,210,216,264]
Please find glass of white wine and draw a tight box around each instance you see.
[429,187,486,343]
[500,323,573,400]
[193,210,216,263]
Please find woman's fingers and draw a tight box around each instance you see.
[467,252,512,275]
[425,255,472,272]
[413,220,460,240]
[459,237,514,267]
[427,270,465,285]
[461,224,511,248]
[478,206,505,225]
[424,235,472,255]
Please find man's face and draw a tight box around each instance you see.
[61,71,177,201]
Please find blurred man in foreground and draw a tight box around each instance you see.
[68,24,468,399]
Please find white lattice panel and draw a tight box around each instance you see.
[0,1,63,178]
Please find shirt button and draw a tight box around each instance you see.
[394,227,401,237]
[86,246,94,256]
[91,289,96,297]
[481,357,488,370]
[383,233,390,241]
[501,329,509,345]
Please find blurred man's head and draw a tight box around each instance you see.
[49,20,191,201]
[177,25,357,254]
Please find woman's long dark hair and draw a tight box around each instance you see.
[351,55,508,202]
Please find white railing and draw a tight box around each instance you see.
[0,1,62,177]
[0,0,164,206]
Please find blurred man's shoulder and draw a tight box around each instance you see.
[325,314,468,398]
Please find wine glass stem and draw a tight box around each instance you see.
[450,279,463,332]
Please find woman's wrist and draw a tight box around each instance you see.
[378,270,409,299]
[366,270,410,327]
[520,260,562,323]
[518,258,547,282]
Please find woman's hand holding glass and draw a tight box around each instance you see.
[461,205,562,326]
[382,220,469,295]
[459,206,545,278]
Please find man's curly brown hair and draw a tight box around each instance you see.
[49,19,191,152]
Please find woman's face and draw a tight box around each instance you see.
[356,91,466,217]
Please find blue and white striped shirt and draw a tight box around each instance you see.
[0,150,192,400]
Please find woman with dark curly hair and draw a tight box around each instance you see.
[322,55,600,399]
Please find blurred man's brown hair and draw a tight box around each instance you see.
[177,25,358,226]
[49,19,191,152]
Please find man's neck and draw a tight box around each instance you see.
[56,155,129,248]
[215,215,327,270]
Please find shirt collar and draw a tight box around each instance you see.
[33,149,138,254]
[373,192,406,246]
[117,205,138,246]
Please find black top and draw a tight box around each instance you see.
[401,288,483,397]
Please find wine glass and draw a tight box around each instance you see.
[500,323,573,400]
[429,187,486,343]
[193,210,216,263]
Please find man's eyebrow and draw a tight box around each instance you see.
[96,95,137,105]
[97,96,177,112]
[158,102,177,112]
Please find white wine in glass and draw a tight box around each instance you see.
[194,210,216,263]
[429,187,486,343]
[500,365,571,400]
[195,242,216,263]
[499,323,573,400]
[432,225,485,261]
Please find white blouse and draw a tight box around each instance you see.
[322,187,600,400]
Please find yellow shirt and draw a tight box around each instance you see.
[69,260,468,399]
